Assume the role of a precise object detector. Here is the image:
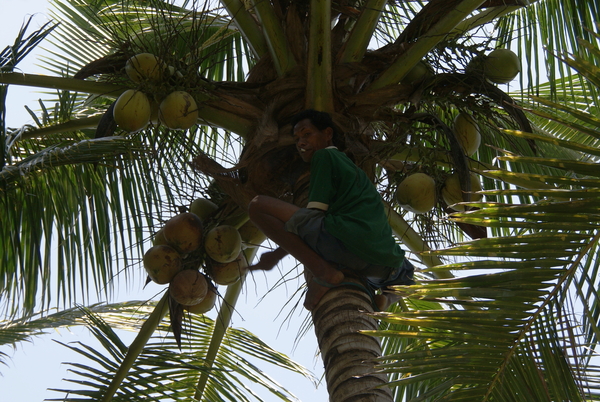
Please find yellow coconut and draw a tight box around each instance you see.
[208,251,248,285]
[395,173,437,214]
[163,212,203,254]
[237,220,267,249]
[483,49,521,84]
[169,269,208,306]
[453,113,481,156]
[183,280,218,314]
[143,244,182,285]
[113,89,151,133]
[189,198,219,222]
[159,91,199,130]
[204,225,242,264]
[125,53,165,83]
[442,173,483,211]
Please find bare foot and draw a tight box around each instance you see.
[304,279,331,310]
[374,292,402,311]
[248,247,288,271]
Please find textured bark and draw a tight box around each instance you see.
[311,285,393,402]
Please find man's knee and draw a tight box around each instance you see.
[248,195,268,218]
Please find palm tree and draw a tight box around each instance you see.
[2,0,600,401]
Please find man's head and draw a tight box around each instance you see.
[290,109,339,162]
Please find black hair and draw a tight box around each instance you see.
[290,109,343,147]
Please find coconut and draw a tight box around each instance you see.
[163,212,203,254]
[125,53,165,83]
[204,225,242,264]
[483,49,520,84]
[401,61,433,85]
[152,228,169,246]
[395,173,437,214]
[208,251,248,285]
[143,244,182,284]
[453,113,481,156]
[159,91,199,130]
[113,89,151,133]
[183,280,218,314]
[169,269,208,306]
[441,173,483,211]
[237,220,267,249]
[189,198,219,222]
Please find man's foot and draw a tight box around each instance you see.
[248,247,288,271]
[374,292,402,311]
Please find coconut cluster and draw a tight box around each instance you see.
[113,53,199,133]
[394,112,485,214]
[143,197,266,315]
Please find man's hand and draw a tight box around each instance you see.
[248,247,289,271]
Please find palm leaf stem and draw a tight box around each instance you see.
[100,292,169,402]
[337,0,387,63]
[250,0,296,76]
[483,230,600,401]
[367,0,487,91]
[384,203,451,278]
[449,5,525,38]
[12,115,102,141]
[194,246,258,400]
[386,145,559,191]
[306,0,333,111]
[220,0,269,58]
[0,73,125,97]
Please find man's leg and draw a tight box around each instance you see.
[248,195,344,309]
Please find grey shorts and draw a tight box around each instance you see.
[284,208,415,289]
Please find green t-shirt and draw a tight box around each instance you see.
[307,147,405,268]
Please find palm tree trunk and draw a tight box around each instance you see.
[311,285,392,402]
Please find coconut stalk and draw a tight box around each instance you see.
[220,0,269,58]
[367,0,487,91]
[251,0,297,76]
[101,292,170,402]
[337,0,388,63]
[306,0,333,112]
[194,246,258,400]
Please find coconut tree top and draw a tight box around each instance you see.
[2,0,600,401]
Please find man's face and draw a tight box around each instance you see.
[293,118,333,162]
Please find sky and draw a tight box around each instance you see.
[0,2,330,401]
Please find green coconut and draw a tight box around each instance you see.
[159,91,199,130]
[163,212,203,254]
[237,220,267,249]
[396,173,437,214]
[400,61,433,85]
[113,89,151,133]
[204,225,242,264]
[441,173,483,211]
[189,198,219,222]
[143,244,182,285]
[453,113,481,156]
[207,251,248,285]
[169,269,208,306]
[483,49,521,84]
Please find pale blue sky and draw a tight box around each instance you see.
[1,2,329,400]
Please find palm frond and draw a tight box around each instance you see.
[47,304,314,402]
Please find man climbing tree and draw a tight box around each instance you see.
[248,109,415,311]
